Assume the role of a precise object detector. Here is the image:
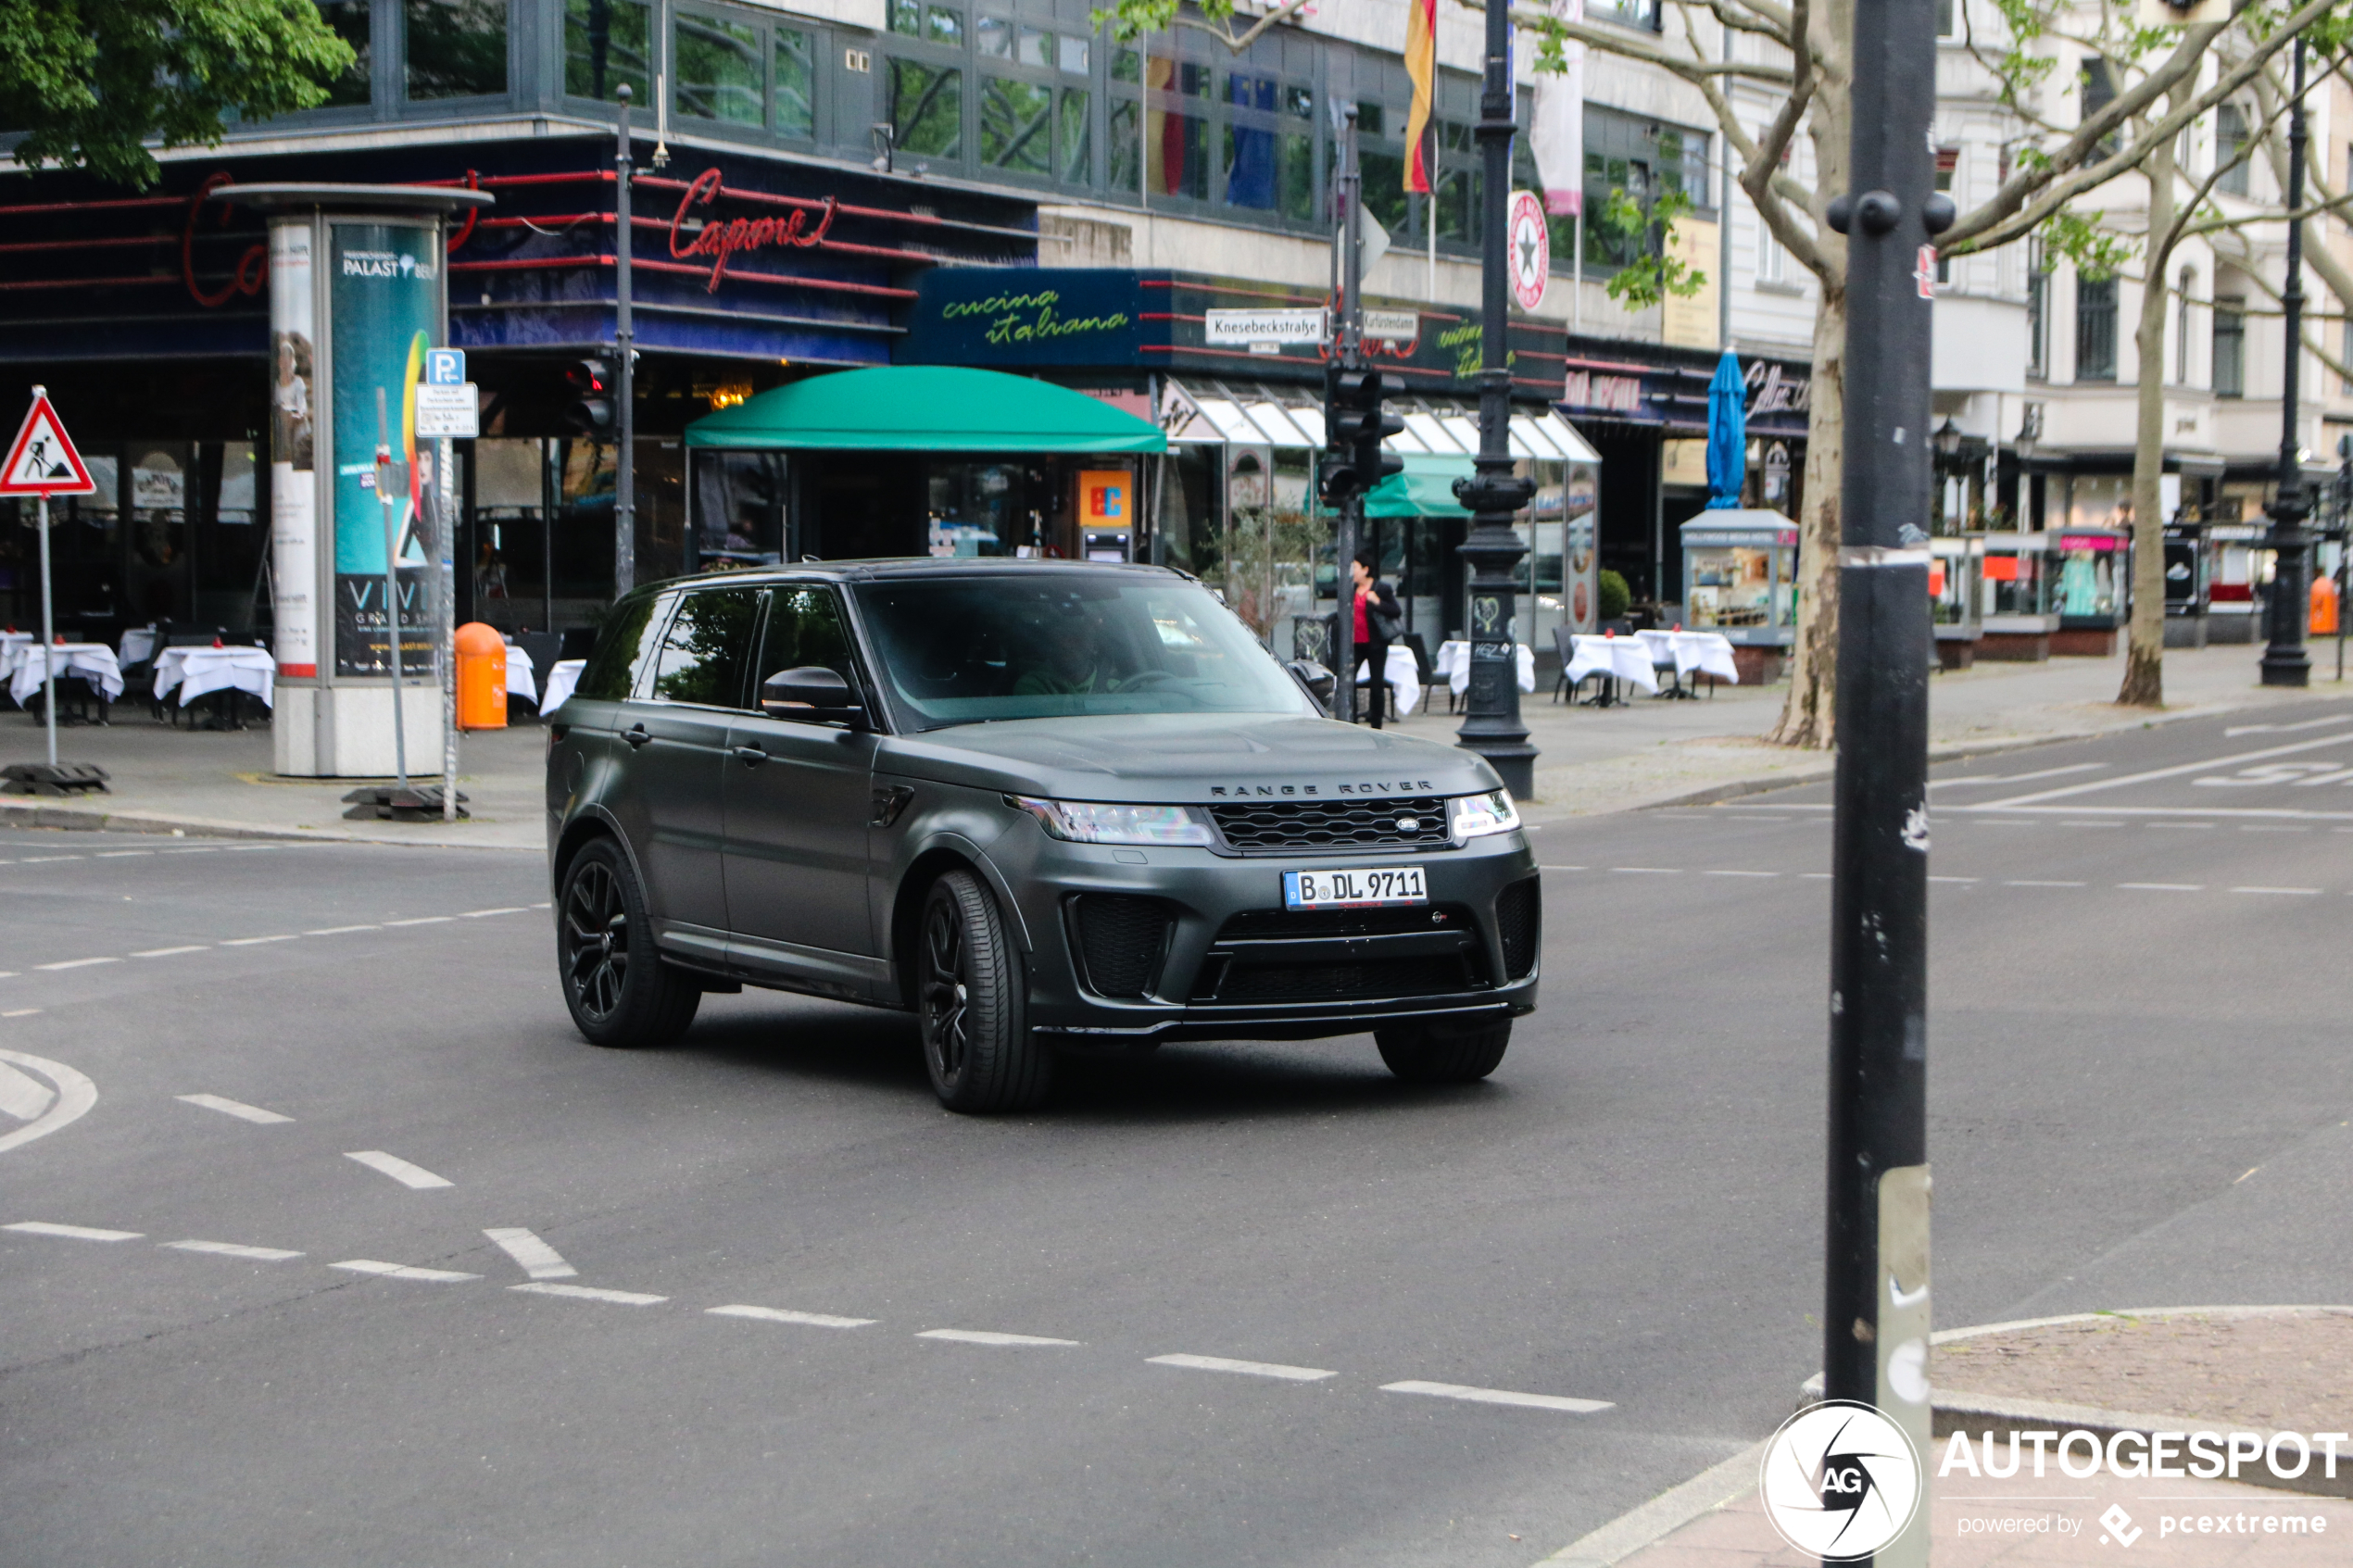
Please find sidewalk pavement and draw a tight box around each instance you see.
[1541,1308,2353,1567]
[0,643,2343,847]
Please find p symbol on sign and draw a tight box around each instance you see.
[425,348,466,387]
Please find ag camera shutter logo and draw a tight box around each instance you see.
[1758,1400,1924,1561]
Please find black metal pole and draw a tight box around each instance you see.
[615,83,637,598]
[1452,0,1535,797]
[2261,41,2310,688]
[1822,0,1939,1555]
[1333,107,1361,724]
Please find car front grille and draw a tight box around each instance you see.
[1207,795,1453,855]
[1070,894,1174,999]
[1495,877,1540,980]
[1209,958,1470,1004]
[1215,905,1473,940]
[1189,904,1489,1004]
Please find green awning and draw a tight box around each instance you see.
[684,365,1166,453]
[1363,453,1473,518]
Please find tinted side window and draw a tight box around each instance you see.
[754,585,854,682]
[574,591,670,702]
[649,585,761,707]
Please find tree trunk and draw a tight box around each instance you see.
[2120,96,2183,709]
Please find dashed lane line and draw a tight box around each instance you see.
[461,907,534,918]
[94,850,154,859]
[2,908,535,983]
[917,1328,1082,1348]
[2118,883,2205,893]
[36,957,119,971]
[2006,880,2085,887]
[1704,870,1780,878]
[384,916,455,927]
[1929,876,1981,884]
[133,947,209,959]
[1148,1353,1336,1383]
[332,1259,479,1283]
[484,1227,577,1281]
[6,1221,143,1241]
[709,1304,877,1329]
[511,1282,667,1306]
[306,925,380,935]
[19,856,84,864]
[177,1093,293,1124]
[1608,867,1681,875]
[164,1239,303,1261]
[3,1009,38,1018]
[344,1150,454,1190]
[219,935,299,947]
[2230,885,2323,896]
[1380,1380,1615,1413]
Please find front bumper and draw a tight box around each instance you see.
[987,825,1541,1045]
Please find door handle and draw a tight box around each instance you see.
[623,724,652,748]
[732,745,768,766]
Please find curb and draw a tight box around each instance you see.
[1534,1440,1768,1567]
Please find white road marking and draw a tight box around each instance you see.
[2147,822,2215,830]
[36,957,119,971]
[1538,864,1588,872]
[95,850,154,859]
[2005,880,2085,887]
[1978,729,2353,808]
[531,902,551,909]
[384,916,455,927]
[177,1093,292,1124]
[165,1239,303,1261]
[2058,821,2124,829]
[484,1227,577,1280]
[1930,762,2107,788]
[917,1328,1081,1348]
[2239,825,2314,833]
[20,855,83,863]
[460,907,533,918]
[1148,1353,1336,1382]
[1704,870,1780,878]
[1608,867,1681,874]
[332,1259,479,1283]
[1801,872,1833,880]
[708,1304,877,1329]
[511,1283,666,1306]
[2118,883,2203,892]
[2230,885,2322,896]
[219,935,300,947]
[1380,1379,1615,1413]
[0,1051,96,1153]
[6,1221,142,1241]
[344,1150,454,1189]
[3,1008,38,1017]
[2225,715,2352,737]
[133,946,209,959]
[305,924,380,935]
[1928,876,1980,884]
[0,1060,55,1121]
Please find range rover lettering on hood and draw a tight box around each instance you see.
[1207,780,1439,797]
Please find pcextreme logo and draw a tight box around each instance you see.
[1757,1400,1924,1562]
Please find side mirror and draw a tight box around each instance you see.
[760,666,865,725]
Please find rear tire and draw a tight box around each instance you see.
[1375,1016,1512,1084]
[918,870,1052,1113]
[558,837,702,1047]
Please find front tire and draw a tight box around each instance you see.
[558,837,702,1048]
[918,870,1051,1113]
[1375,1016,1511,1084]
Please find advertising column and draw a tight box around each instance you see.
[268,216,323,775]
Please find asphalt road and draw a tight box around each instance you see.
[4,696,2351,1568]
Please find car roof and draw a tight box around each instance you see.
[642,557,1194,593]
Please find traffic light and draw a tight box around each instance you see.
[563,358,615,438]
[1320,367,1403,504]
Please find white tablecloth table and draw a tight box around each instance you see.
[1352,644,1425,717]
[119,626,159,667]
[1433,640,1537,696]
[155,646,275,709]
[6,643,124,708]
[502,641,538,703]
[1634,629,1740,685]
[1565,634,1661,698]
[539,659,586,712]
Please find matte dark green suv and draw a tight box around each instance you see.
[546,558,1540,1112]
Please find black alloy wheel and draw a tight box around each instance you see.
[558,837,701,1048]
[918,869,1051,1113]
[1374,1016,1513,1084]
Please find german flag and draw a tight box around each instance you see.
[1403,0,1437,194]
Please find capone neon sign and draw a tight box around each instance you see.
[668,168,837,292]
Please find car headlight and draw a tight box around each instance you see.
[1449,789,1521,842]
[1011,797,1218,847]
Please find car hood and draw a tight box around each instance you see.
[874,712,1504,805]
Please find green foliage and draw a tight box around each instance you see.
[1597,569,1630,623]
[1599,185,1707,310]
[0,0,356,188]
[2039,207,2139,280]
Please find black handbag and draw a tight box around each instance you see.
[1366,586,1405,644]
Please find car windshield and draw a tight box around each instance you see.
[852,572,1314,731]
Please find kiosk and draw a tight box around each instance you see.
[1979,533,2057,660]
[2050,525,2129,655]
[1680,509,1798,684]
[2207,522,2267,643]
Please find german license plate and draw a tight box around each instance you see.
[1283,866,1428,909]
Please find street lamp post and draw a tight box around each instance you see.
[1451,0,1537,798]
[615,83,638,598]
[2260,41,2311,688]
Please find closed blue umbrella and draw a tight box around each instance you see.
[1705,349,1746,509]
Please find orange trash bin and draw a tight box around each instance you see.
[455,621,509,730]
[2312,574,2341,636]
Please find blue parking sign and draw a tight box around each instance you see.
[425,348,465,387]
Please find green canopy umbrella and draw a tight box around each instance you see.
[685,365,1166,453]
[1362,453,1473,518]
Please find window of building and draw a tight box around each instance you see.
[2174,270,2194,384]
[564,0,650,103]
[2080,58,2118,155]
[1938,0,1958,36]
[2026,240,2047,377]
[1755,204,1786,282]
[1590,0,1661,30]
[677,11,764,126]
[890,56,962,158]
[406,0,509,100]
[1222,70,1313,220]
[2076,274,2118,382]
[982,77,1051,175]
[1934,148,1957,282]
[1581,106,1711,275]
[1147,57,1213,201]
[2214,295,2246,396]
[776,29,814,139]
[1110,48,1142,193]
[2217,104,2250,195]
[316,0,373,107]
